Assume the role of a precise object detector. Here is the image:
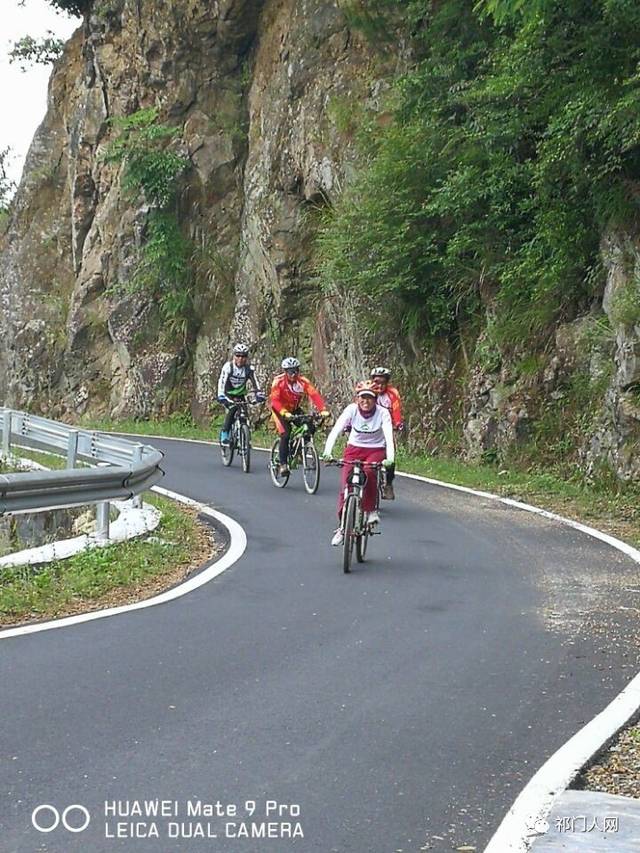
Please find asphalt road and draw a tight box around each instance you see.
[2,436,639,853]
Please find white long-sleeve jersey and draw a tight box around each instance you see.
[323,403,395,462]
[217,361,260,398]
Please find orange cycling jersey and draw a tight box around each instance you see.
[270,373,327,432]
[376,384,403,428]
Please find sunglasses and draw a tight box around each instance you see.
[285,368,300,376]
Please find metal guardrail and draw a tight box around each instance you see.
[0,408,165,538]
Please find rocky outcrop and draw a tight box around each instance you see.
[0,0,383,421]
[583,233,640,481]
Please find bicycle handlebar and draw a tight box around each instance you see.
[290,413,326,425]
[324,459,384,469]
[230,395,264,406]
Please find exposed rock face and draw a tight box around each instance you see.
[462,233,640,482]
[1,0,380,420]
[583,233,640,481]
[0,1,638,482]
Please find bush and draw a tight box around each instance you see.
[45,0,88,16]
[103,107,188,207]
[316,0,640,348]
[9,34,65,70]
[103,108,195,342]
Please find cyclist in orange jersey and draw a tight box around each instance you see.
[269,357,329,477]
[370,366,404,500]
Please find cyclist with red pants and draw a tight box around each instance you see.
[269,357,329,477]
[370,366,404,500]
[321,381,394,546]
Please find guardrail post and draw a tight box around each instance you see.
[96,502,110,540]
[66,430,79,469]
[132,444,144,508]
[2,409,11,460]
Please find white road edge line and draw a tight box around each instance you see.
[395,472,640,852]
[0,485,247,641]
[10,430,640,848]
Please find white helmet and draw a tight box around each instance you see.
[233,343,250,356]
[281,357,300,370]
[370,365,391,379]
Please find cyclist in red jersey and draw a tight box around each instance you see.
[370,366,404,500]
[269,357,329,477]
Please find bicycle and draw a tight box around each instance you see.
[219,396,263,473]
[327,459,383,573]
[269,413,325,494]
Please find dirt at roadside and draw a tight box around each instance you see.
[577,722,640,799]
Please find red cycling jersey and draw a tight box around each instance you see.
[376,384,403,428]
[269,373,327,433]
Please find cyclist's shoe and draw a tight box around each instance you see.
[365,510,380,525]
[220,430,230,445]
[331,528,344,546]
[278,463,290,477]
[382,482,395,500]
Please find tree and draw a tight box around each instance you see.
[9,33,65,71]
[17,0,88,18]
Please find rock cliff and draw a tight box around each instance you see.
[1,0,382,418]
[1,0,639,482]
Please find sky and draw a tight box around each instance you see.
[1,0,80,188]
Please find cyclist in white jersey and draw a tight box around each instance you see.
[217,343,265,444]
[322,381,394,546]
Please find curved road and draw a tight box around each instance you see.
[2,437,639,852]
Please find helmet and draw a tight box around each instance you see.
[370,366,391,380]
[233,343,250,356]
[355,380,377,398]
[281,357,300,371]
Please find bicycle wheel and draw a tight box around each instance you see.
[302,441,320,494]
[220,424,235,467]
[356,508,369,563]
[240,424,251,474]
[269,439,289,488]
[342,495,357,574]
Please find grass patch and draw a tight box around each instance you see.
[80,413,219,442]
[80,412,279,450]
[0,493,205,626]
[12,448,70,469]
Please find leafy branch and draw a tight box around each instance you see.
[9,34,65,70]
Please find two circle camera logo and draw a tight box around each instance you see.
[31,804,91,834]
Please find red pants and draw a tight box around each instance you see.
[337,444,386,521]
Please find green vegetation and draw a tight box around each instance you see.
[81,412,220,441]
[1,449,67,472]
[9,33,65,70]
[41,0,88,16]
[103,107,187,207]
[318,0,640,348]
[103,108,195,342]
[0,493,199,624]
[610,278,640,329]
